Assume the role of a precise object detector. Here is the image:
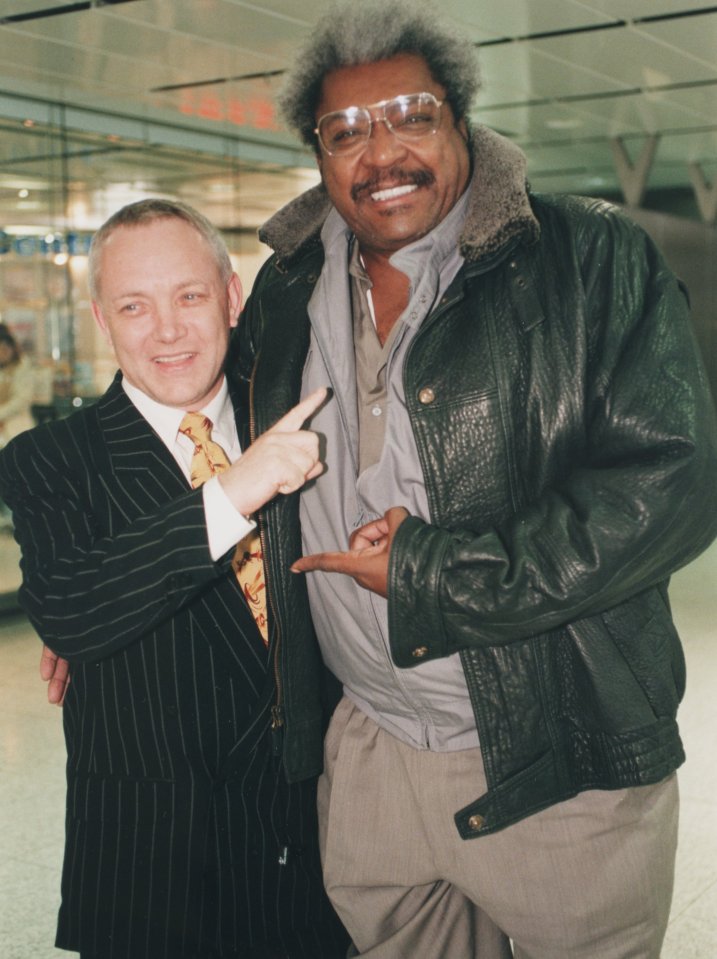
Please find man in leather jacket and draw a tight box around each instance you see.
[234,2,717,956]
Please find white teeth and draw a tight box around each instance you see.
[155,354,192,364]
[370,184,417,202]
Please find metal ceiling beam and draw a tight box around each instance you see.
[0,0,140,25]
[479,6,717,46]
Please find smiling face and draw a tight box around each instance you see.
[92,217,241,411]
[315,53,471,257]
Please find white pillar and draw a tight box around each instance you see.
[610,136,659,207]
[688,163,717,226]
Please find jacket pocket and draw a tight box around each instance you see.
[564,586,684,734]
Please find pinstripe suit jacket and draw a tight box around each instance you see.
[0,374,345,958]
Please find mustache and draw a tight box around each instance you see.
[350,168,435,202]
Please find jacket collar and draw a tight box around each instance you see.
[258,125,540,265]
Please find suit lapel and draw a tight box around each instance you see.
[93,374,189,512]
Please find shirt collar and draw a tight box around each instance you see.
[389,177,472,280]
[122,376,233,449]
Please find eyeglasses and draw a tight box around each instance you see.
[315,92,444,157]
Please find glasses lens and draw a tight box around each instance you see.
[387,93,441,141]
[319,107,371,155]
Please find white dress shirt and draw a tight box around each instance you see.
[122,376,255,560]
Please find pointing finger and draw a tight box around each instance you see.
[269,388,328,434]
[291,550,351,575]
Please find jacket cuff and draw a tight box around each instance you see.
[387,515,451,668]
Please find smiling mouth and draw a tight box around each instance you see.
[352,168,434,203]
[370,183,418,203]
[154,353,194,365]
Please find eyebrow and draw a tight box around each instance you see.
[110,279,213,301]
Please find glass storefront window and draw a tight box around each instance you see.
[0,107,318,603]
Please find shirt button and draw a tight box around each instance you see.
[418,387,435,405]
[371,406,382,417]
[412,645,429,659]
[468,814,485,831]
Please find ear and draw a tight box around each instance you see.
[91,300,112,343]
[227,273,243,328]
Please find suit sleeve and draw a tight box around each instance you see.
[387,209,717,667]
[0,420,232,663]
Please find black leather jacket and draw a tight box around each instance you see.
[235,127,717,836]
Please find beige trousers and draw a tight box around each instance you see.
[318,697,678,959]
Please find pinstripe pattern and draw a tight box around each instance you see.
[0,374,348,959]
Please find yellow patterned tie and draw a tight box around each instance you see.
[179,411,268,645]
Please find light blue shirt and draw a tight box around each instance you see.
[300,185,480,751]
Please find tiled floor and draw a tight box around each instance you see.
[1,542,716,958]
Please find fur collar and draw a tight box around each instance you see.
[259,125,540,264]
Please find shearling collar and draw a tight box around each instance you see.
[258,125,540,264]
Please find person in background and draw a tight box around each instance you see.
[234,2,717,957]
[0,321,34,446]
[0,321,34,529]
[0,199,348,959]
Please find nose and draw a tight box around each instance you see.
[361,116,408,166]
[153,304,186,343]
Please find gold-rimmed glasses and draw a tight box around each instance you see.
[315,92,444,156]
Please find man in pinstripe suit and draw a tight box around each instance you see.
[0,200,349,959]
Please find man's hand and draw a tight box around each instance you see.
[40,645,70,706]
[219,388,328,516]
[291,506,409,597]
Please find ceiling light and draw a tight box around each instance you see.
[545,118,583,131]
[3,225,53,235]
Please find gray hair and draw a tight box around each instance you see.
[279,0,480,149]
[88,198,233,300]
